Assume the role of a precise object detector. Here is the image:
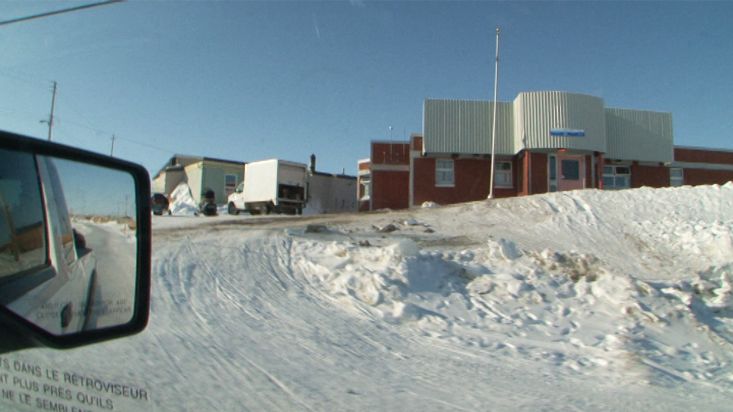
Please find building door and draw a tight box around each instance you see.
[557,155,585,191]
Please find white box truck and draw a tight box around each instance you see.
[227,159,307,215]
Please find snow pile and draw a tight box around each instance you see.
[291,235,733,387]
[169,182,198,216]
[287,184,733,392]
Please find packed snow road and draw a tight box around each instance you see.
[2,184,733,411]
[73,220,137,329]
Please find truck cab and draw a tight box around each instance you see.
[0,150,97,335]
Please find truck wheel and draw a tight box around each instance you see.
[228,202,239,215]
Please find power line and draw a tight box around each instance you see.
[0,1,124,26]
[115,135,177,155]
[56,118,176,154]
[0,68,52,88]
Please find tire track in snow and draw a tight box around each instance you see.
[151,230,317,410]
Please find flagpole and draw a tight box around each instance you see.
[488,26,500,199]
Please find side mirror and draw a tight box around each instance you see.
[0,131,150,350]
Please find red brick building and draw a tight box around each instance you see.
[358,91,733,211]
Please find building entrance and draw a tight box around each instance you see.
[556,154,585,191]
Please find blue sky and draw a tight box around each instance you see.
[55,157,136,217]
[1,1,732,177]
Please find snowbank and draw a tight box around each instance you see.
[287,184,733,394]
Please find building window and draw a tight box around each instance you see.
[225,174,237,196]
[435,159,454,187]
[603,165,630,190]
[670,168,683,187]
[561,159,580,180]
[495,161,513,188]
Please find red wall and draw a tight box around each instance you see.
[631,163,670,188]
[411,135,423,152]
[675,148,733,164]
[372,170,409,210]
[371,143,410,165]
[412,157,517,206]
[684,169,733,186]
[595,153,605,189]
[530,153,548,194]
[673,147,733,186]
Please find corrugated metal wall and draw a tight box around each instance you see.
[605,108,673,162]
[514,91,607,152]
[422,92,674,162]
[423,99,515,155]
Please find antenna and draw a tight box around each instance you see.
[488,26,500,199]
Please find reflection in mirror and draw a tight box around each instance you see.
[0,149,137,336]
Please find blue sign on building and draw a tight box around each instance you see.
[550,129,585,137]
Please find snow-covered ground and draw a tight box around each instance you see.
[3,184,732,411]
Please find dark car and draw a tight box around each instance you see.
[151,193,170,215]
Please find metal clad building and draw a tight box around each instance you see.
[423,99,515,155]
[359,90,733,211]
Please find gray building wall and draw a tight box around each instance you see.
[423,99,515,155]
[605,108,673,162]
[514,91,607,153]
[421,91,672,161]
[199,160,245,204]
[307,173,357,214]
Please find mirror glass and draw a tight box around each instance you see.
[0,148,137,335]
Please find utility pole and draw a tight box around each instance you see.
[43,81,57,141]
[110,134,116,156]
[488,27,500,199]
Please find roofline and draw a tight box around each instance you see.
[169,153,245,166]
[424,97,511,104]
[311,171,357,179]
[606,107,672,115]
[675,145,733,154]
[371,140,410,144]
[516,90,605,101]
[247,158,308,168]
[200,156,246,166]
[425,91,673,114]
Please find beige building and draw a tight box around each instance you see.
[152,155,245,205]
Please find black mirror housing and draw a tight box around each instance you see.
[0,130,151,350]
